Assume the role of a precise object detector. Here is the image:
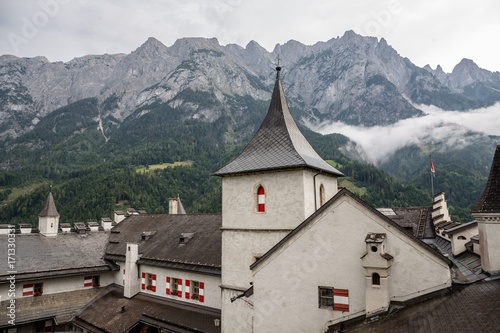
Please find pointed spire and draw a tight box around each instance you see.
[472,145,500,213]
[214,67,343,176]
[39,191,60,217]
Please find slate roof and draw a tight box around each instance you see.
[213,67,343,177]
[378,207,435,239]
[73,285,221,333]
[251,188,450,270]
[0,288,103,328]
[472,144,500,213]
[104,214,222,275]
[38,191,59,217]
[0,232,112,283]
[339,278,500,332]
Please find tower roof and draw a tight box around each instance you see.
[214,68,344,177]
[39,191,60,217]
[472,145,500,214]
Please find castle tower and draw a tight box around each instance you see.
[214,66,343,331]
[471,145,500,274]
[38,190,60,237]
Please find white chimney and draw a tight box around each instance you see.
[124,243,140,298]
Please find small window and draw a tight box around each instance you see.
[319,287,349,311]
[319,184,326,207]
[34,283,43,296]
[372,273,380,286]
[191,280,200,300]
[92,276,100,287]
[146,273,156,292]
[319,287,334,308]
[171,278,179,295]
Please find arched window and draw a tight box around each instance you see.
[319,184,326,207]
[257,186,265,212]
[372,273,380,286]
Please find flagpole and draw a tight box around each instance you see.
[430,155,435,199]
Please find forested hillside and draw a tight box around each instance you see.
[0,96,440,226]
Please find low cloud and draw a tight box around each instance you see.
[307,103,500,165]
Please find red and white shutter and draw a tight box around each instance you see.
[185,280,190,299]
[199,282,204,302]
[177,279,183,297]
[333,289,349,312]
[166,277,170,295]
[258,187,265,212]
[44,320,53,332]
[141,272,145,290]
[151,274,157,292]
[23,284,34,296]
[84,276,92,287]
[123,269,125,286]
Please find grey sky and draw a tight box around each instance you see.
[0,0,499,72]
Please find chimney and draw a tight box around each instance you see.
[124,243,140,298]
[19,224,33,234]
[101,218,113,231]
[169,197,179,215]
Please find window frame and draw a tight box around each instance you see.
[256,185,266,213]
[318,286,334,308]
[34,282,43,296]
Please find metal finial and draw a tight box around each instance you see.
[276,54,281,71]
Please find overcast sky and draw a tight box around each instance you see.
[0,0,499,73]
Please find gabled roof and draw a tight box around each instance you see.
[472,145,500,213]
[213,67,343,177]
[250,188,450,270]
[104,214,221,275]
[39,191,59,217]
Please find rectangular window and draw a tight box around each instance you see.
[171,278,179,295]
[93,276,100,287]
[34,283,43,296]
[318,287,349,312]
[191,280,200,300]
[319,286,333,308]
[146,273,156,292]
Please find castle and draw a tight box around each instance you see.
[1,67,500,333]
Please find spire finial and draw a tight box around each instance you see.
[276,54,281,71]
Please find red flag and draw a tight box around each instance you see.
[430,155,435,174]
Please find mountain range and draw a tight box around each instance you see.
[0,30,499,224]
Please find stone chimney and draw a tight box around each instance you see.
[361,233,393,316]
[471,145,500,274]
[124,243,140,298]
[169,197,186,215]
[39,191,60,237]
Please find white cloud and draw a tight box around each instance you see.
[308,103,500,165]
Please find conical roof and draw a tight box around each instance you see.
[472,145,500,213]
[39,191,60,217]
[214,67,343,177]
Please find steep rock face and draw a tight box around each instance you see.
[1,32,498,139]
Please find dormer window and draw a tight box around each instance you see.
[257,186,266,212]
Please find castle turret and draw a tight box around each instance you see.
[214,66,343,332]
[38,191,60,237]
[471,145,500,274]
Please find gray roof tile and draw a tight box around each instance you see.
[472,145,500,213]
[214,68,343,177]
[104,214,221,275]
[0,232,111,282]
[38,192,59,217]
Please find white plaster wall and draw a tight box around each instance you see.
[251,195,451,332]
[221,288,253,333]
[222,230,289,288]
[39,216,59,236]
[450,226,478,256]
[478,219,500,274]
[222,170,337,230]
[138,265,221,309]
[0,272,114,300]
